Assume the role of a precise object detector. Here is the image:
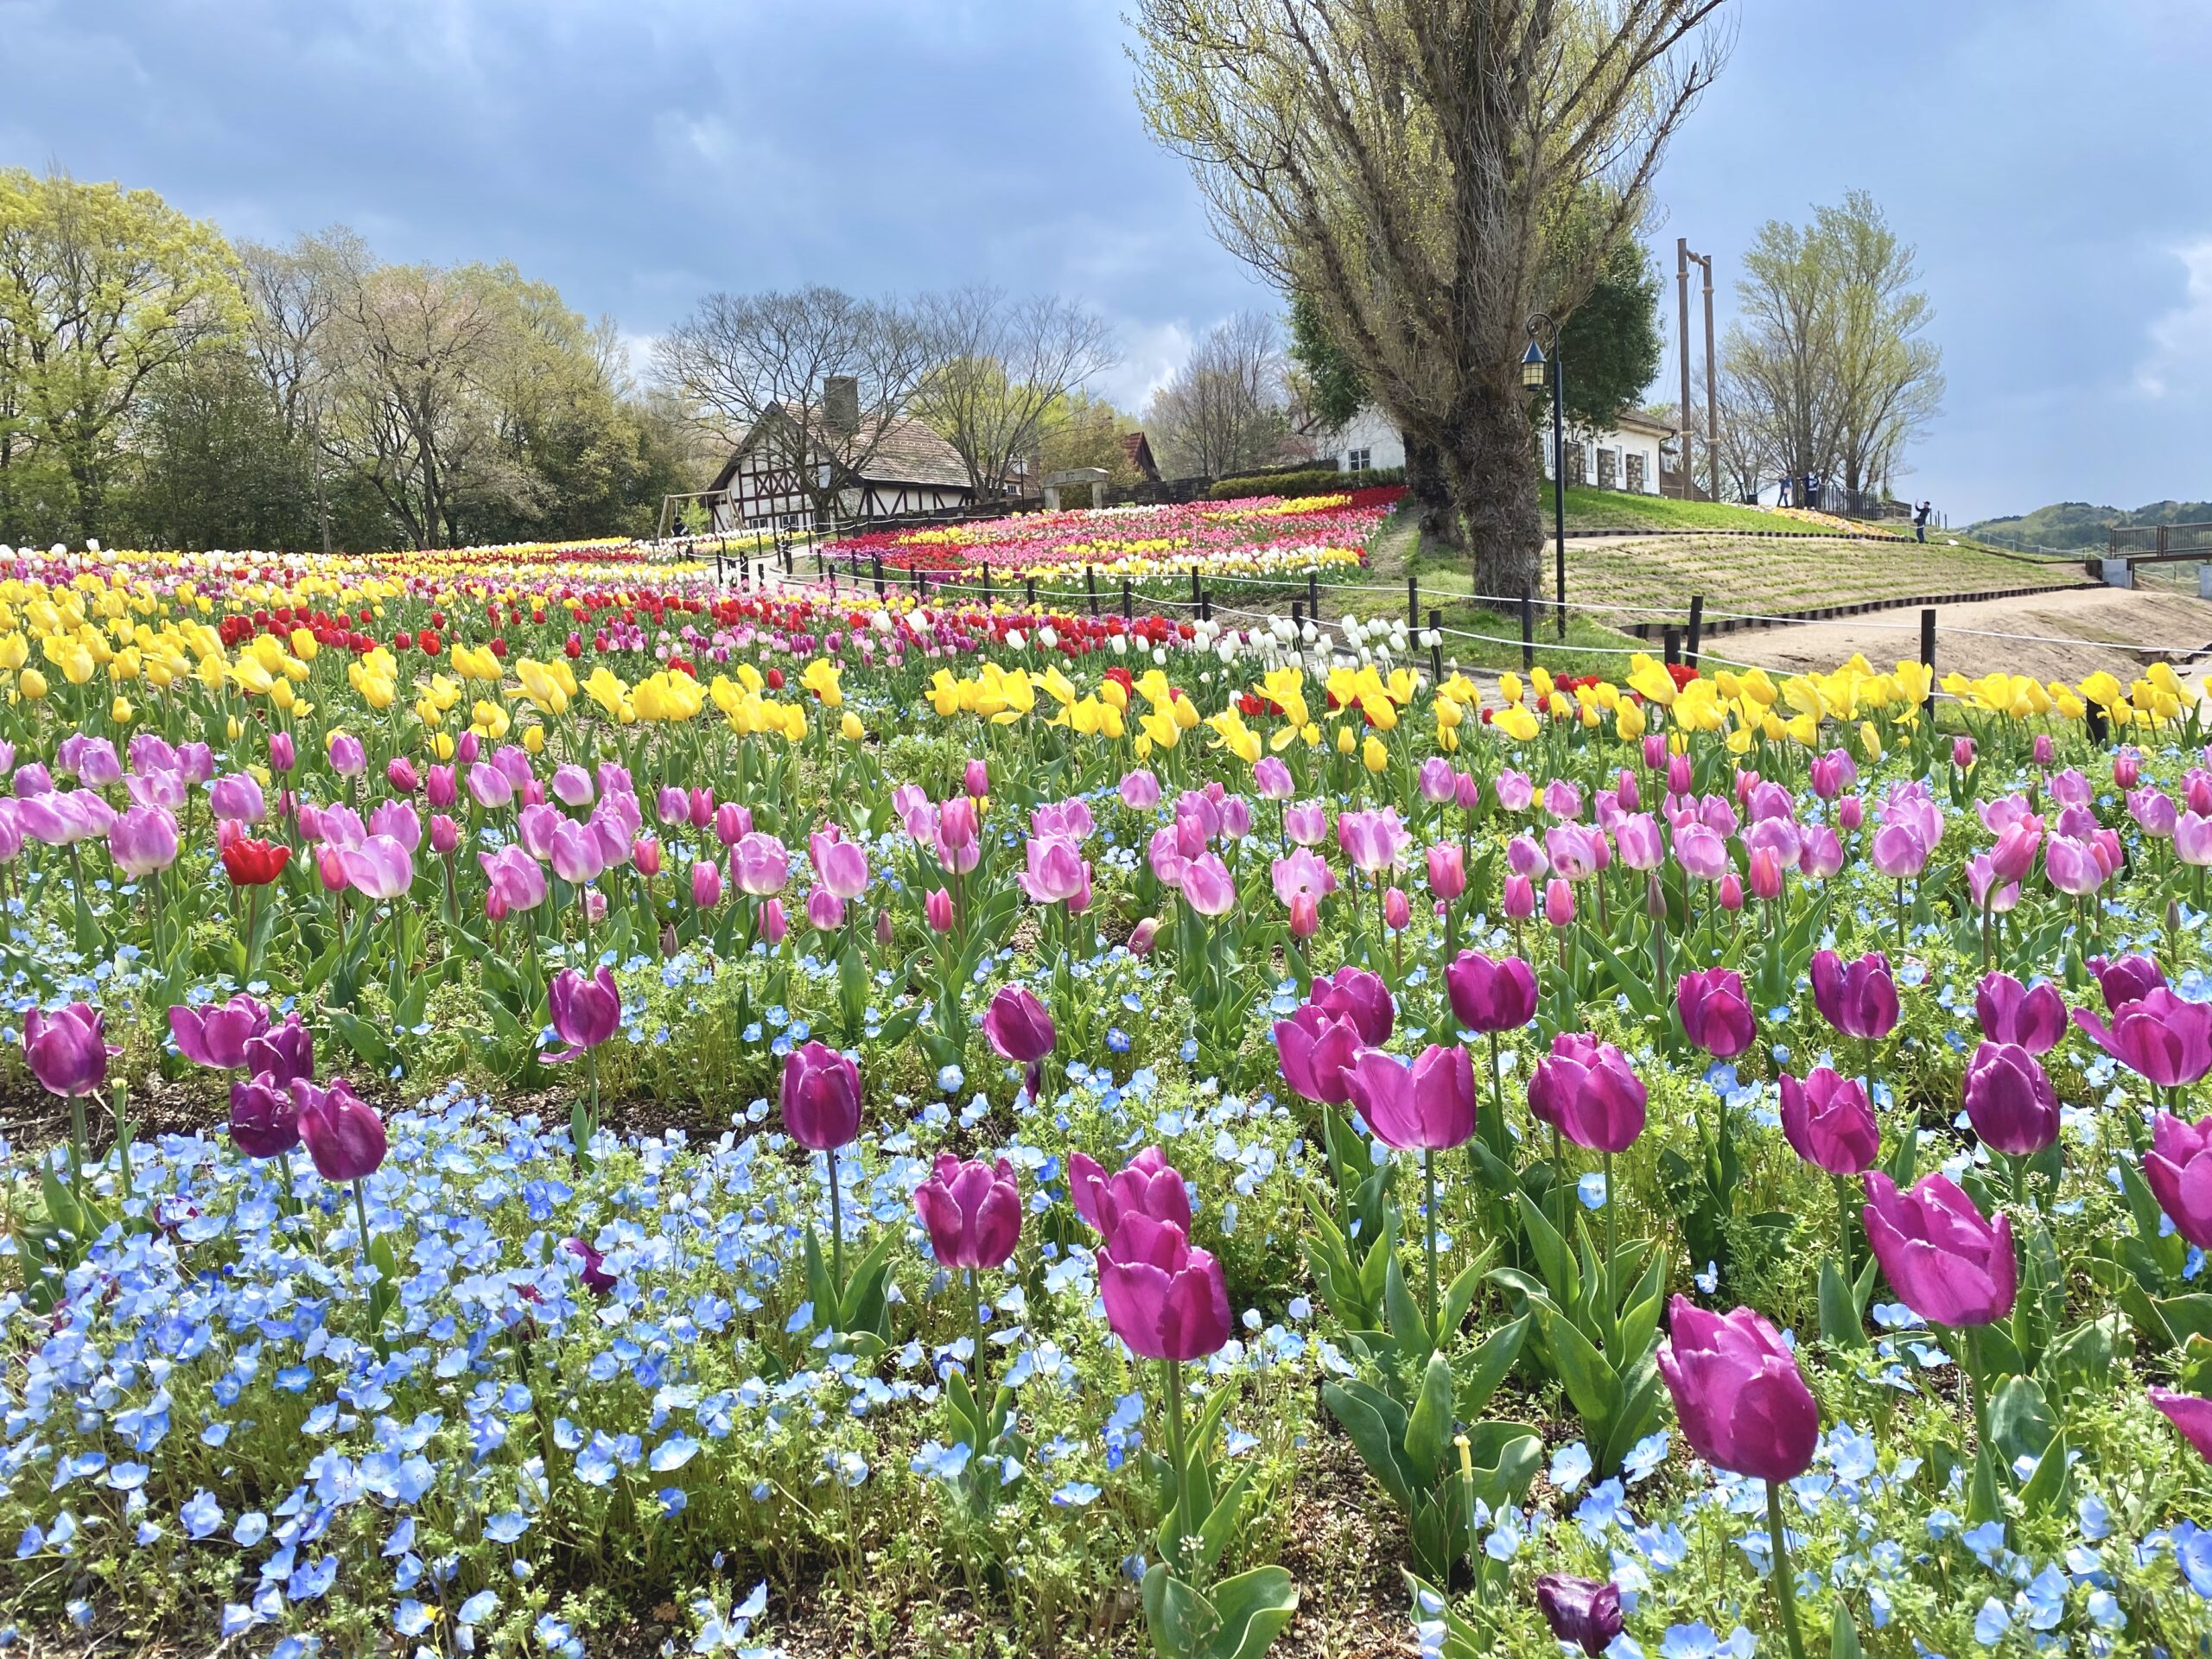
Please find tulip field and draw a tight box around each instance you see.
[8,524,2212,1659]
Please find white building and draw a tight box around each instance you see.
[701,380,976,534]
[1540,410,1674,497]
[1318,403,1676,496]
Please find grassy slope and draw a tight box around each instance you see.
[1554,486,1802,532]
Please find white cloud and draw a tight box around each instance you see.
[1095,319,1196,416]
[2136,238,2212,397]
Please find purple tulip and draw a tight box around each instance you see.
[562,1236,617,1295]
[780,1040,861,1151]
[479,846,548,912]
[1311,965,1394,1045]
[1118,768,1162,810]
[1180,852,1236,916]
[1809,950,1898,1041]
[546,967,620,1061]
[982,984,1055,1073]
[466,763,513,810]
[341,834,414,902]
[2145,1111,2212,1249]
[1974,971,2065,1053]
[1069,1147,1192,1236]
[732,831,790,897]
[327,733,368,777]
[1535,1575,1624,1656]
[23,1003,116,1096]
[1337,807,1409,874]
[1798,825,1844,880]
[292,1077,388,1183]
[1445,950,1537,1034]
[1861,1171,2016,1327]
[1676,968,1756,1059]
[914,1154,1022,1269]
[2072,988,2212,1088]
[1962,1040,2061,1157]
[1344,1044,1477,1152]
[1656,1297,1820,1482]
[1096,1213,1232,1363]
[805,887,845,931]
[1017,835,1089,906]
[1777,1067,1878,1175]
[2149,1387,2212,1462]
[108,804,179,876]
[1528,1033,1646,1153]
[244,1014,314,1089]
[169,994,270,1071]
[1253,755,1294,801]
[809,829,870,900]
[2129,786,2178,840]
[690,859,724,908]
[208,772,266,823]
[2088,953,2167,1012]
[1273,1003,1363,1105]
[1283,799,1327,846]
[227,1072,300,1159]
[1613,812,1665,870]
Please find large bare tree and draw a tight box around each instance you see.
[910,286,1119,496]
[1132,0,1730,595]
[650,286,940,527]
[1144,309,1295,478]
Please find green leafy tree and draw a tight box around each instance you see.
[1287,291,1365,432]
[1554,238,1664,435]
[0,168,248,542]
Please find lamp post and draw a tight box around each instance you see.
[1523,316,1567,640]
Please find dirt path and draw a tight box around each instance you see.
[1695,584,2212,683]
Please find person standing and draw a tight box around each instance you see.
[1913,500,1931,543]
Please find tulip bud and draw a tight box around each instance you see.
[386,757,419,794]
[1665,753,1692,795]
[659,922,679,957]
[925,887,954,932]
[964,758,989,798]
[1643,734,1668,772]
[632,836,662,877]
[1615,768,1640,812]
[759,898,788,944]
[269,732,296,772]
[1544,877,1575,928]
[1838,796,1863,831]
[2115,748,2141,790]
[876,907,895,947]
[1718,873,1744,912]
[1747,846,1783,902]
[1503,874,1535,920]
[1646,870,1667,918]
[429,813,460,855]
[1128,916,1161,956]
[2032,733,2054,766]
[455,730,481,765]
[690,859,723,909]
[1288,893,1319,938]
[315,843,349,893]
[1383,886,1411,931]
[1953,736,1976,769]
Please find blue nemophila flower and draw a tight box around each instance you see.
[1051,1481,1101,1506]
[1973,1596,2010,1646]
[1549,1440,1593,1496]
[485,1512,530,1544]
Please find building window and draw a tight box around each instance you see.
[1346,448,1371,473]
[1625,453,1646,493]
[1597,448,1618,490]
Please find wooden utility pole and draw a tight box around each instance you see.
[1676,239,1693,500]
[1676,239,1719,502]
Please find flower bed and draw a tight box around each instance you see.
[0,538,2209,1656]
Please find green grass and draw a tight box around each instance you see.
[1554,485,1808,533]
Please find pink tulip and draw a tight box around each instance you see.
[1069,1146,1191,1236]
[1096,1213,1231,1363]
[1778,1067,1878,1174]
[925,887,954,932]
[1344,1043,1477,1151]
[1657,1298,1820,1482]
[1862,1171,2015,1326]
[1426,842,1465,901]
[916,1154,1020,1270]
[690,859,723,908]
[1181,853,1236,917]
[1543,877,1576,928]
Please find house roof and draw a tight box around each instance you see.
[707,403,974,495]
[1611,410,1677,439]
[1121,430,1160,481]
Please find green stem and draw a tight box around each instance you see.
[1831,1173,1853,1287]
[1603,1151,1617,1294]
[969,1266,986,1392]
[112,1083,131,1205]
[1551,1123,1567,1247]
[67,1093,87,1199]
[827,1143,845,1292]
[1423,1147,1440,1339]
[1764,1480,1809,1659]
[1164,1356,1190,1579]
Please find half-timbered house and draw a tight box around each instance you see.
[702,395,976,534]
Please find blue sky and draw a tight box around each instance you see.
[1,0,2204,522]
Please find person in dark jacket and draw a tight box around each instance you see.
[1913,500,1931,542]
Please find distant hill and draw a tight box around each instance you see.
[1968,499,2212,550]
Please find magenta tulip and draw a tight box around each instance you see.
[915,1154,1021,1270]
[1861,1171,2016,1327]
[1445,950,1537,1034]
[780,1040,861,1152]
[546,967,620,1061]
[1535,1575,1624,1657]
[227,1073,300,1160]
[1344,1044,1477,1152]
[1069,1145,1191,1237]
[1656,1297,1820,1482]
[292,1077,388,1183]
[2088,953,2167,1012]
[2150,1387,2212,1461]
[170,994,270,1071]
[1809,949,1898,1041]
[1096,1213,1232,1363]
[1777,1067,1878,1175]
[982,984,1055,1069]
[1962,1040,2061,1157]
[244,1014,314,1089]
[1274,1004,1363,1106]
[1528,1033,1646,1153]
[2072,988,2212,1089]
[1676,968,1756,1059]
[23,1003,116,1096]
[1974,971,2065,1053]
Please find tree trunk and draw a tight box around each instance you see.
[1440,379,1543,605]
[1402,433,1463,555]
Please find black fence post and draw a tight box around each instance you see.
[1191,569,1203,615]
[1685,594,1704,668]
[1307,571,1319,619]
[1086,564,1098,617]
[981,567,992,608]
[1919,608,1936,711]
[1407,575,1419,636]
[782,543,793,577]
[1291,600,1304,636]
[873,554,885,598]
[715,537,727,584]
[1026,576,1037,613]
[1122,577,1133,620]
[912,565,924,601]
[1520,587,1535,672]
[1663,626,1681,666]
[1428,607,1442,684]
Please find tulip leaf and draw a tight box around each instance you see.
[1404,1352,1456,1485]
[1382,1253,1432,1369]
[1967,1440,2003,1524]
[1987,1376,2056,1468]
[1580,928,1666,1022]
[2156,1294,2212,1345]
[328,1008,398,1075]
[2018,1428,2071,1516]
[1515,1193,1580,1313]
[1196,1464,1254,1573]
[835,1228,898,1338]
[1440,1252,1491,1345]
[1141,1561,1210,1659]
[1319,1379,1414,1509]
[1830,1602,1866,1659]
[1452,1314,1529,1421]
[1535,1299,1616,1434]
[1198,1564,1298,1659]
[1819,1259,1869,1349]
